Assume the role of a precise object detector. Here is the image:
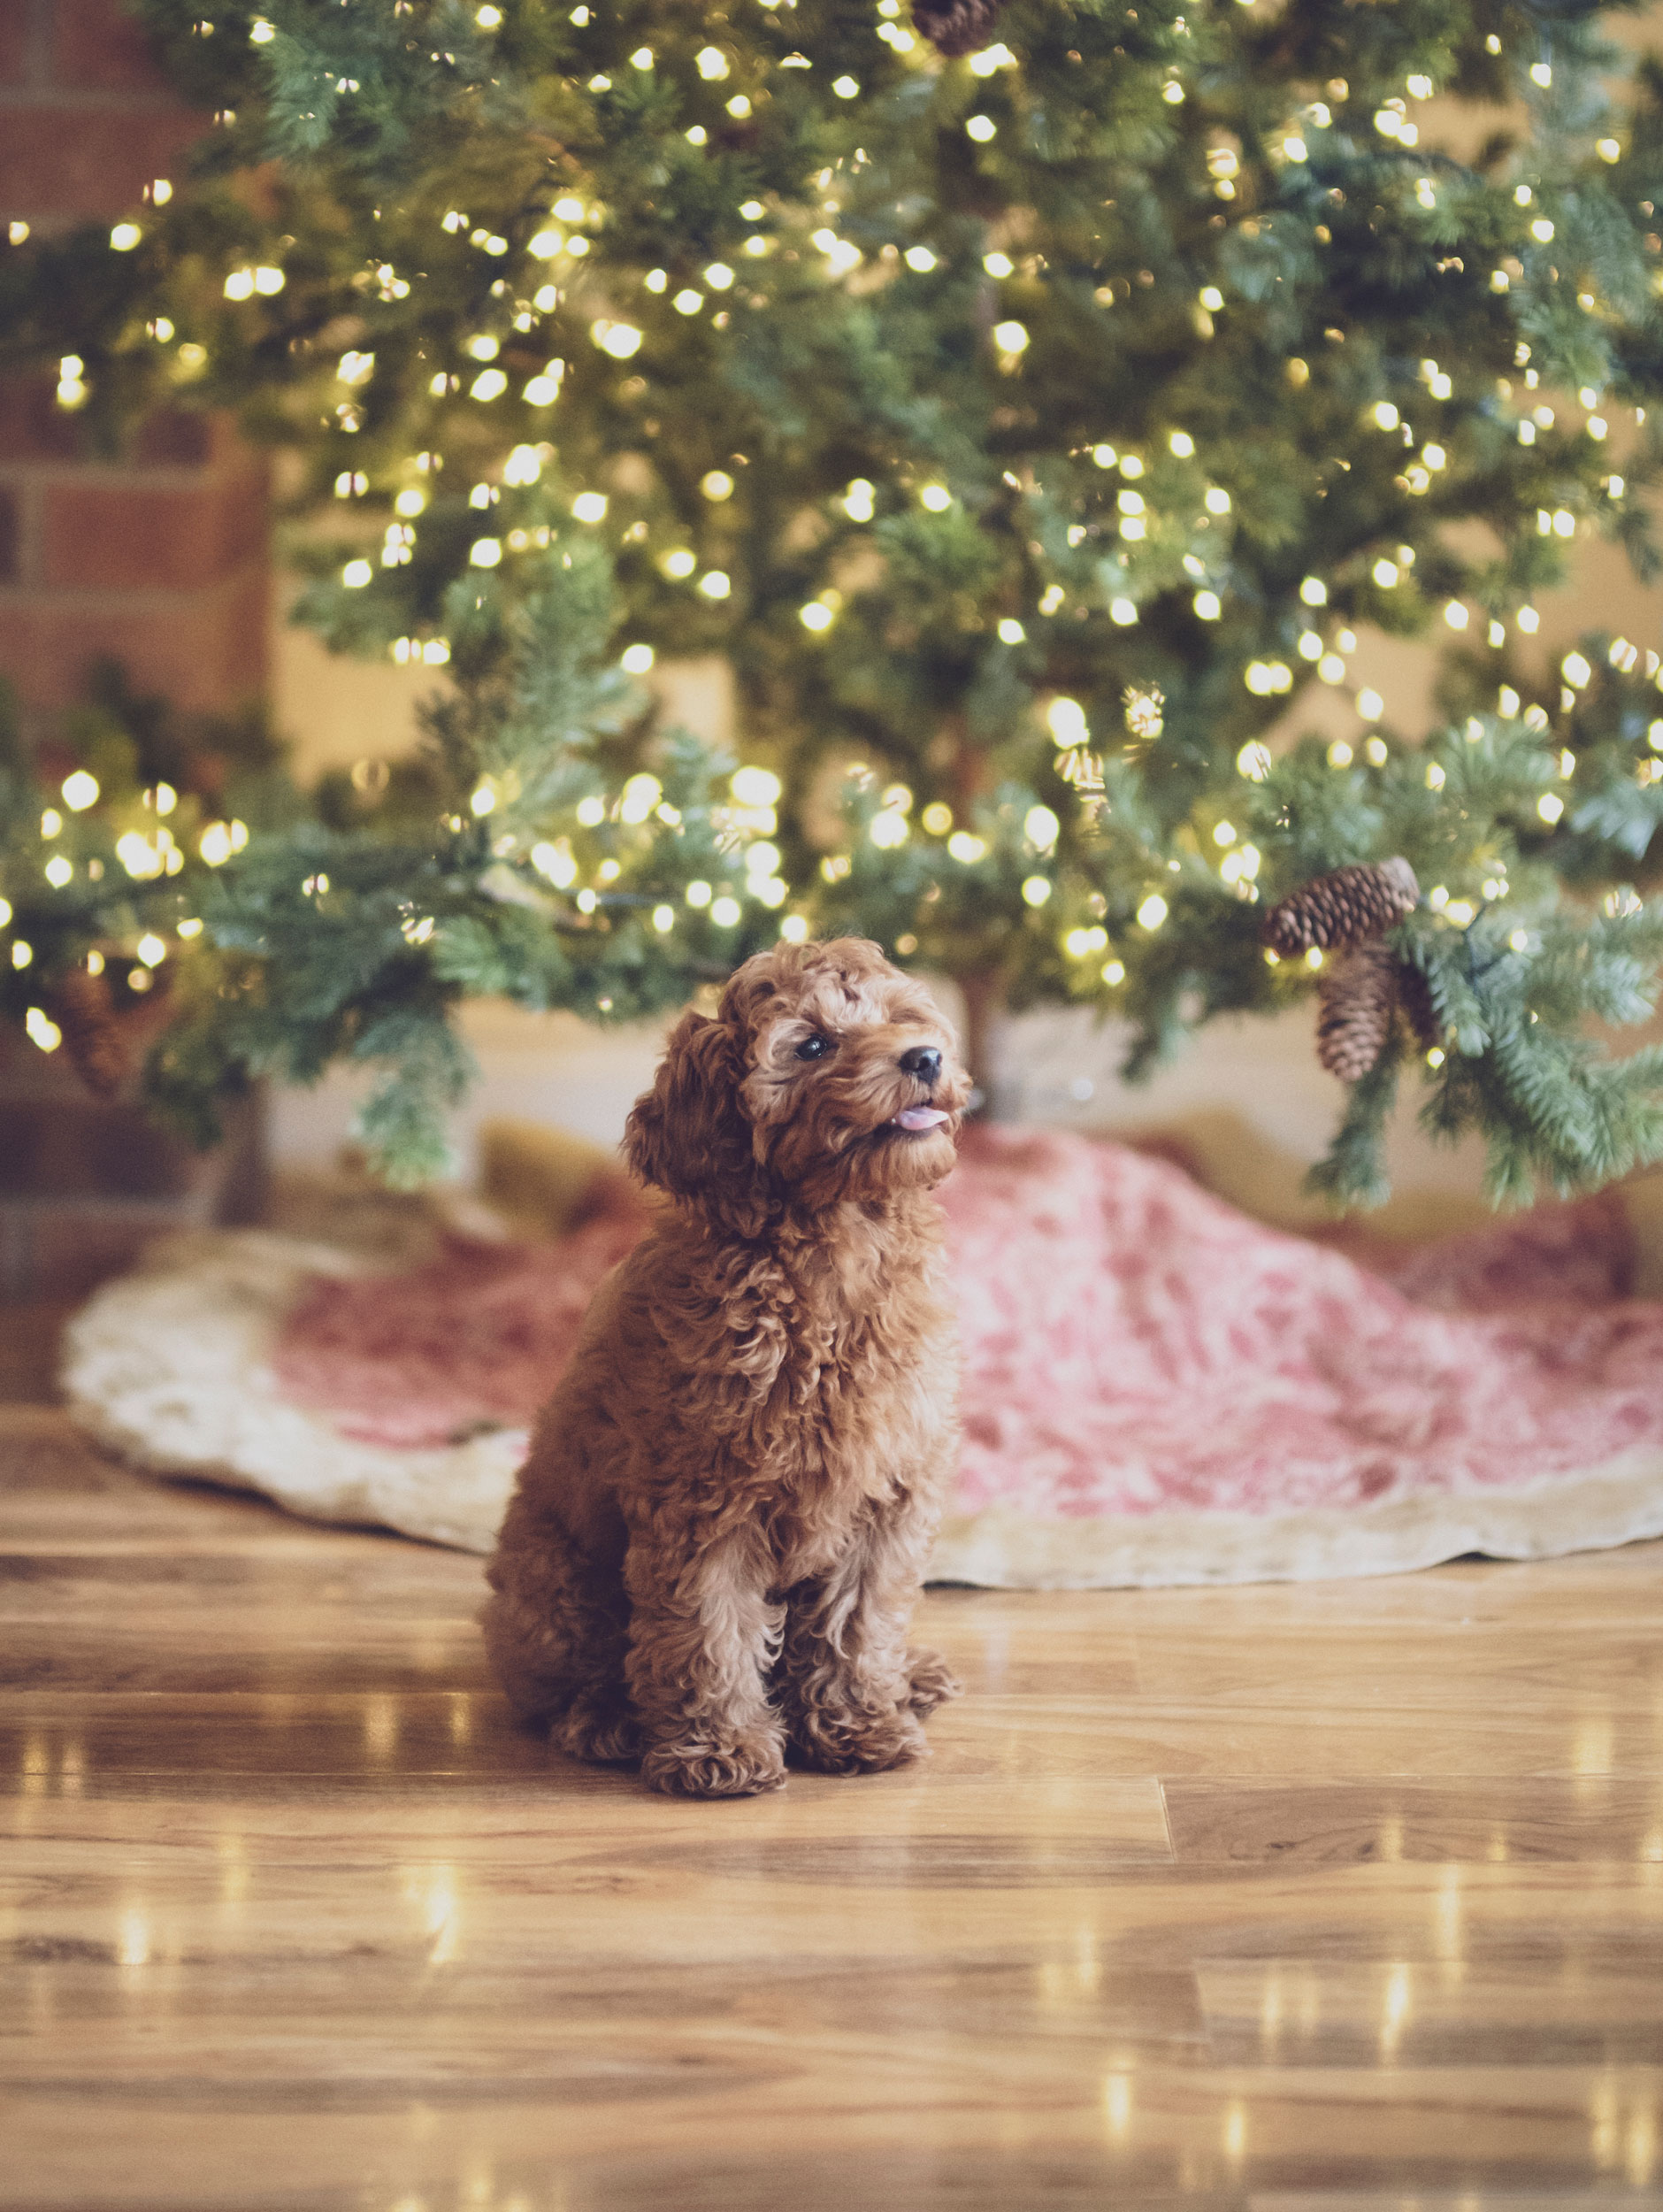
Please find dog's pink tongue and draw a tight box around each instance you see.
[893,1106,949,1132]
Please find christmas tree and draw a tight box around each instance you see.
[5,0,1663,1202]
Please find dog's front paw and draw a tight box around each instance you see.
[792,1705,929,1776]
[641,1735,787,1799]
[905,1647,962,1717]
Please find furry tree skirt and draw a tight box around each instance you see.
[62,1125,1663,1587]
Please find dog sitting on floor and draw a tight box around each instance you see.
[482,936,969,1797]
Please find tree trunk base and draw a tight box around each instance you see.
[955,968,1016,1118]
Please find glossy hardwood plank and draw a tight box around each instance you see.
[6,2066,1661,2208]
[965,1694,1663,1781]
[6,1402,1663,2208]
[1165,1779,1663,1867]
[1199,1955,1663,2066]
[1250,2200,1654,2212]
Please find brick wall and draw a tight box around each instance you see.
[0,0,270,1299]
[0,0,268,727]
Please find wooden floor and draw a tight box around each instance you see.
[5,1328,1663,2209]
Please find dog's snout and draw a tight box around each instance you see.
[899,1045,942,1083]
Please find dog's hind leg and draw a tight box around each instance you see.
[482,1496,636,1763]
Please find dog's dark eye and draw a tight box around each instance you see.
[795,1033,834,1062]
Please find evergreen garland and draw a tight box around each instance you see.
[4,0,1663,1199]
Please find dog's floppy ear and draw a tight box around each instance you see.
[624,1010,771,1234]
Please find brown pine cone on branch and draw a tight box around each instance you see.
[1261,856,1420,958]
[912,0,1006,56]
[1315,941,1399,1082]
[50,966,131,1097]
[1394,959,1440,1052]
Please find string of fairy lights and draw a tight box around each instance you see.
[1,762,246,1056]
[6,0,1660,1056]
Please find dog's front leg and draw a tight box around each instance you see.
[780,1493,949,1775]
[624,1515,787,1798]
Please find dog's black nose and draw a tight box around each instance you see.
[899,1045,942,1082]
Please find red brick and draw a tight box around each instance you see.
[0,380,83,465]
[0,381,222,467]
[0,4,32,86]
[132,409,213,467]
[0,561,270,710]
[1,1208,179,1302]
[0,1096,199,1198]
[50,0,173,92]
[43,468,266,589]
[0,105,204,224]
[0,1082,264,1299]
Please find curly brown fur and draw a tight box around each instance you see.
[482,938,969,1798]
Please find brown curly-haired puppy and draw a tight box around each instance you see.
[482,936,969,1798]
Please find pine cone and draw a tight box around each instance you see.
[1394,959,1440,1051]
[1261,856,1420,957]
[50,967,129,1097]
[1316,941,1399,1082]
[912,0,1006,56]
